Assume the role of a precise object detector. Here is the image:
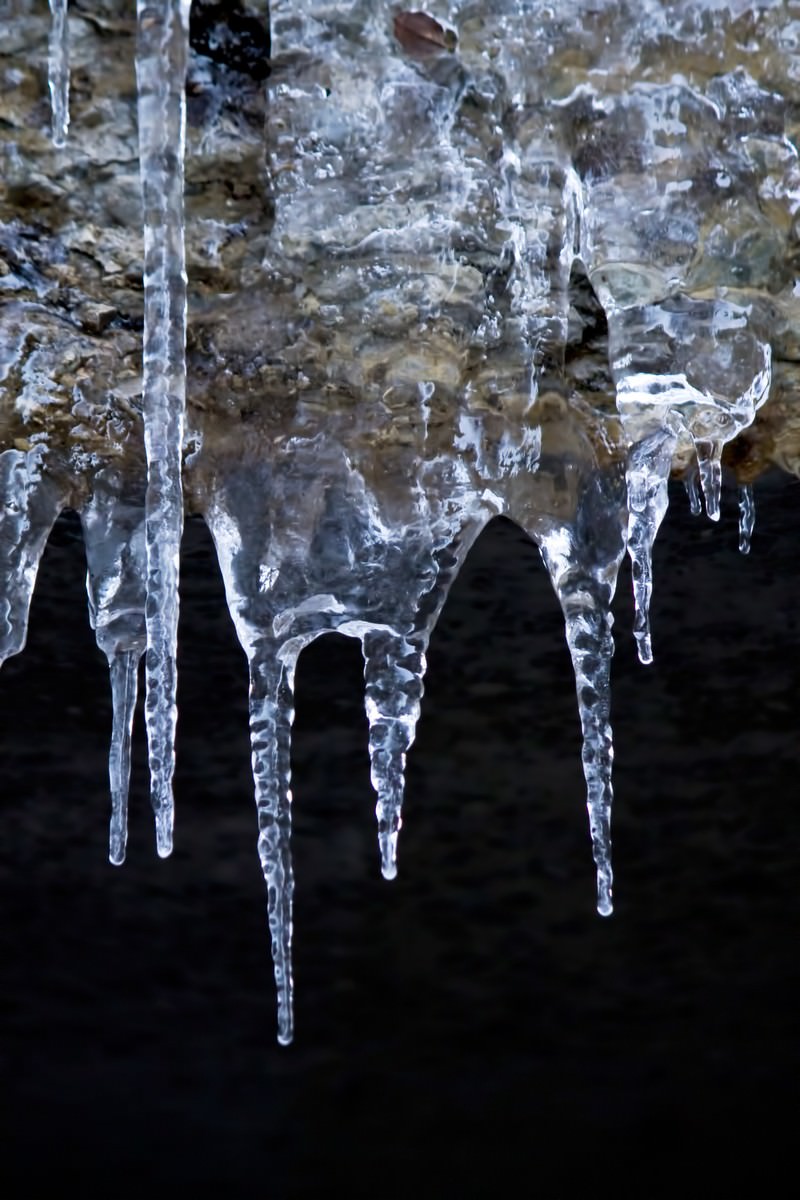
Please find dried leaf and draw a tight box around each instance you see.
[393,11,457,57]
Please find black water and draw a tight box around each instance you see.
[1,477,798,1194]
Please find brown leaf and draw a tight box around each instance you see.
[393,11,457,57]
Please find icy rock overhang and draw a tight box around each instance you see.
[0,0,798,1043]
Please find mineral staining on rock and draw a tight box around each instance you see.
[1,0,799,1041]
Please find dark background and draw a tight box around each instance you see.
[1,473,798,1194]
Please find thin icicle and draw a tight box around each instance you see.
[694,439,723,522]
[81,473,147,864]
[47,0,70,147]
[738,483,755,555]
[249,652,297,1046]
[362,630,425,881]
[562,595,616,916]
[107,651,140,865]
[136,0,191,857]
[683,465,702,517]
[625,427,677,665]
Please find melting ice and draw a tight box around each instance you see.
[2,0,797,1041]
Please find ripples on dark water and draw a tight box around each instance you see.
[1,475,799,1194]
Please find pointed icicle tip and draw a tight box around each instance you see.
[155,809,174,858]
[738,483,755,555]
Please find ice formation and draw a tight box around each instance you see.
[1,0,798,1042]
[135,0,192,857]
[47,0,70,147]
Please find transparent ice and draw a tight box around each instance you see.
[136,0,192,857]
[47,0,70,148]
[0,0,798,1042]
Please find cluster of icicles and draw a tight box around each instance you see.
[9,2,768,1045]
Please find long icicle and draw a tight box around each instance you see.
[249,652,297,1046]
[47,0,70,147]
[135,0,191,857]
[561,589,616,916]
[80,475,147,865]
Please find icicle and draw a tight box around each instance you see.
[562,592,616,916]
[249,651,297,1046]
[136,0,191,857]
[107,651,140,865]
[47,0,70,147]
[625,427,678,665]
[362,630,425,881]
[538,509,624,918]
[81,473,147,865]
[0,447,65,667]
[694,439,723,522]
[738,483,755,555]
[683,465,702,517]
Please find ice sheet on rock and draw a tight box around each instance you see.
[0,447,66,667]
[738,483,755,555]
[574,88,773,651]
[81,470,147,865]
[136,0,191,857]
[47,0,70,147]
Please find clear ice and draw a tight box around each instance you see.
[135,0,192,857]
[47,0,70,148]
[0,0,798,1042]
[739,484,756,556]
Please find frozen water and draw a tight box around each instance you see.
[136,0,192,857]
[739,484,756,556]
[0,447,66,667]
[0,0,798,1042]
[47,0,69,148]
[80,468,147,864]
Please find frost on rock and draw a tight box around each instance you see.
[47,0,70,148]
[80,469,147,865]
[136,0,192,858]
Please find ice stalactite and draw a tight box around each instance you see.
[683,465,702,517]
[80,470,147,865]
[360,526,482,881]
[249,651,297,1046]
[362,630,426,882]
[0,447,66,667]
[514,431,628,915]
[624,424,679,666]
[694,439,723,522]
[135,0,191,857]
[738,484,755,555]
[204,444,493,1040]
[47,0,70,148]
